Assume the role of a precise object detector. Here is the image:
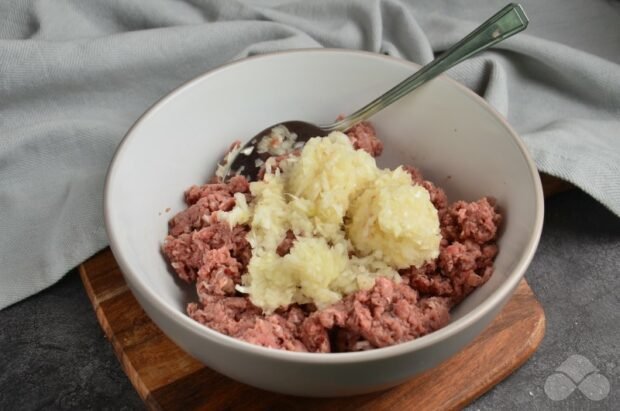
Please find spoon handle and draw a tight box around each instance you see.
[324,3,529,132]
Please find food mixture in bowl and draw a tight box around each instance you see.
[162,122,502,353]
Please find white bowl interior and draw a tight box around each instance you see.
[106,50,540,352]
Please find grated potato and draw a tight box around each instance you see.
[230,131,439,313]
[346,167,441,269]
[286,132,378,240]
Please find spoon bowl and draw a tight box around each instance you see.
[225,120,325,178]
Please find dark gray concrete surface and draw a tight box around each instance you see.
[0,271,143,410]
[0,189,618,411]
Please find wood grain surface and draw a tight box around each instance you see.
[79,174,567,410]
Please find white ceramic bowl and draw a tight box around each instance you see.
[105,49,544,397]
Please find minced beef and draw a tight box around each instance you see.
[400,197,501,305]
[300,278,451,352]
[162,126,501,352]
[168,175,249,237]
[276,230,296,257]
[346,121,383,157]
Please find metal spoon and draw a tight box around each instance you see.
[223,3,528,180]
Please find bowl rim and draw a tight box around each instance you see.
[105,48,544,364]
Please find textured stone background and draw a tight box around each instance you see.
[1,189,618,410]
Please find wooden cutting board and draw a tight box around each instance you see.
[79,174,569,410]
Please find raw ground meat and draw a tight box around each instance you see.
[399,189,501,304]
[162,126,502,352]
[300,278,451,352]
[346,121,384,157]
[276,230,296,257]
[163,175,251,283]
[168,175,249,237]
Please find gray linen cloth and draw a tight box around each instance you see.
[1,0,619,310]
